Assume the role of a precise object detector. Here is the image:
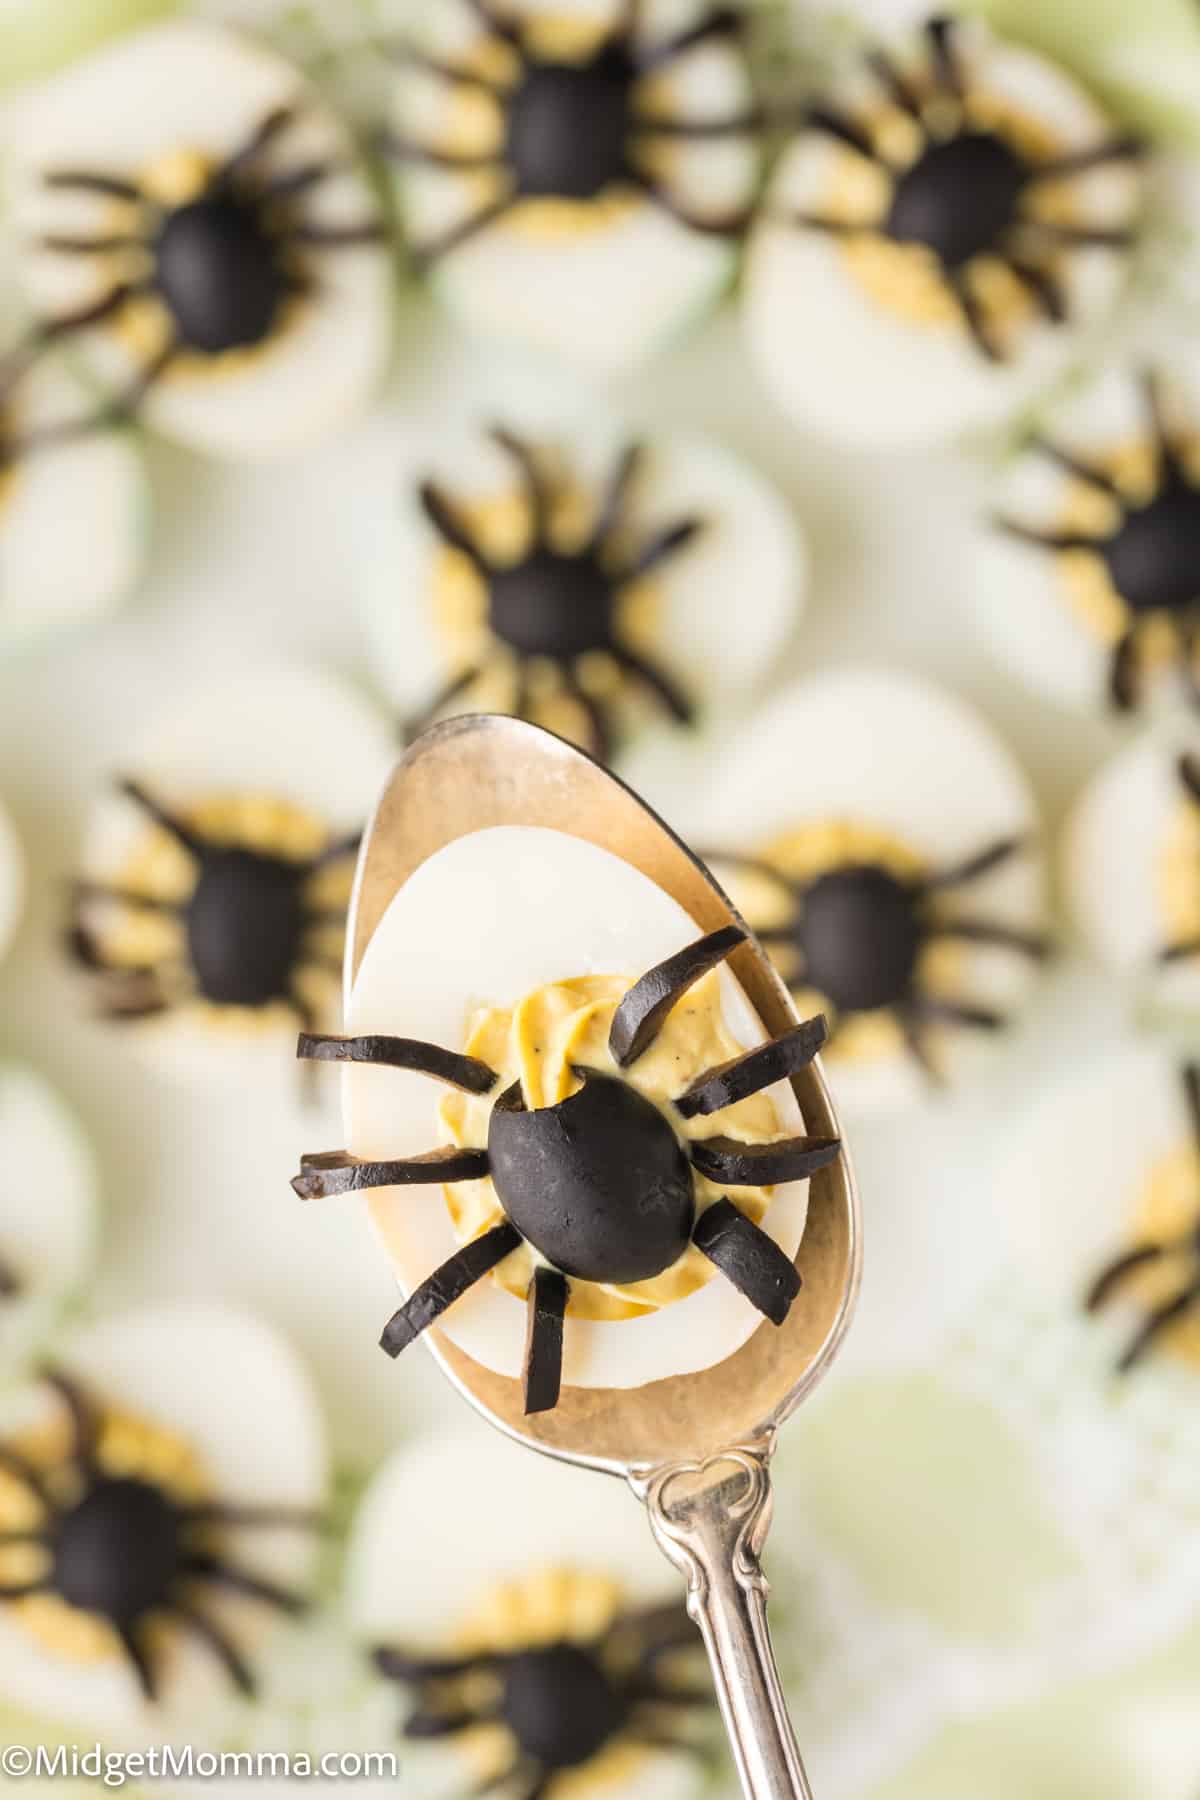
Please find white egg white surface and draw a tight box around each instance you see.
[77,665,395,1083]
[346,1424,701,1800]
[392,0,760,372]
[8,21,393,460]
[1063,723,1200,1015]
[0,1303,327,1741]
[343,824,812,1391]
[0,792,23,963]
[742,21,1143,449]
[357,377,804,743]
[696,667,1047,1115]
[0,360,146,658]
[0,1065,98,1385]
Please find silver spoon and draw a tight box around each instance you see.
[345,714,862,1800]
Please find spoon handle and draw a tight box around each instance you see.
[636,1442,813,1800]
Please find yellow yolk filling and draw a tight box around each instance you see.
[428,474,665,746]
[0,1405,207,1666]
[93,789,350,1030]
[439,969,781,1321]
[741,820,963,1067]
[827,91,1072,349]
[1158,794,1200,954]
[1123,1146,1200,1368]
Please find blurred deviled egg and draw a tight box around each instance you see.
[359,392,804,762]
[0,1066,97,1385]
[981,365,1200,716]
[0,1303,326,1738]
[0,791,24,963]
[743,14,1145,447]
[385,0,765,370]
[700,668,1050,1114]
[67,667,393,1082]
[347,1426,717,1800]
[8,20,393,460]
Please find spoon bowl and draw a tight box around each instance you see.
[347,713,862,1797]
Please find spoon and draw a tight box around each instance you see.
[345,713,862,1800]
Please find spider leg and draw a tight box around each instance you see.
[690,1135,841,1186]
[1026,437,1125,500]
[906,994,1005,1032]
[1157,936,1200,965]
[418,481,494,575]
[72,880,181,915]
[219,106,297,183]
[895,1000,943,1083]
[117,1623,157,1700]
[692,1198,802,1325]
[259,159,343,201]
[408,194,521,271]
[784,212,865,236]
[404,662,487,742]
[0,285,139,398]
[374,1645,501,1685]
[866,49,925,120]
[610,925,746,1066]
[1018,221,1135,251]
[0,1447,48,1506]
[929,918,1052,959]
[990,519,1099,554]
[523,1267,568,1416]
[623,1725,710,1757]
[379,1222,523,1357]
[805,106,889,166]
[920,835,1027,893]
[676,1017,828,1119]
[181,1553,307,1614]
[925,16,963,99]
[1118,1275,1200,1372]
[404,1704,496,1739]
[609,645,694,725]
[631,109,766,141]
[180,1501,326,1529]
[65,925,175,1020]
[44,169,143,202]
[1084,1241,1168,1313]
[631,171,756,238]
[0,1260,18,1299]
[589,442,645,556]
[379,134,504,172]
[116,777,204,857]
[1005,259,1066,326]
[384,42,510,95]
[489,425,551,544]
[556,666,612,764]
[297,1032,498,1093]
[635,7,741,75]
[292,220,387,248]
[43,1370,99,1472]
[291,1145,490,1200]
[1109,624,1140,711]
[170,1600,255,1696]
[1142,367,1188,488]
[0,1579,51,1599]
[947,268,1001,363]
[613,516,704,586]
[1027,136,1146,182]
[461,0,525,48]
[1182,1062,1200,1150]
[39,233,147,255]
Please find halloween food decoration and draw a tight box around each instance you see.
[0,1066,97,1383]
[742,14,1145,447]
[385,0,765,370]
[10,21,393,459]
[361,399,803,761]
[349,1429,717,1800]
[67,668,393,1075]
[295,822,833,1411]
[0,1304,325,1731]
[981,367,1200,714]
[0,793,24,964]
[700,668,1048,1113]
[1064,730,1200,1016]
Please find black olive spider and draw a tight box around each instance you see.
[1085,1063,1200,1372]
[794,14,1142,364]
[996,373,1200,712]
[0,1370,319,1699]
[21,101,383,409]
[385,0,764,268]
[712,834,1050,1078]
[68,778,360,1027]
[292,925,838,1414]
[375,1595,712,1798]
[407,427,702,757]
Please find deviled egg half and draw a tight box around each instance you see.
[0,1303,326,1740]
[294,824,837,1412]
[359,391,804,762]
[0,338,145,658]
[8,20,393,460]
[698,668,1049,1115]
[347,1426,717,1800]
[981,365,1200,716]
[0,791,24,963]
[68,667,394,1083]
[1064,725,1200,1018]
[743,13,1145,447]
[386,0,764,370]
[0,1066,97,1385]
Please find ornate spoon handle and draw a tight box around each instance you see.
[634,1441,814,1800]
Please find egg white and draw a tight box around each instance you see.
[0,1065,98,1385]
[392,0,760,371]
[695,667,1047,1115]
[0,1303,327,1741]
[8,20,394,460]
[77,665,395,1083]
[742,20,1143,449]
[343,823,812,1392]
